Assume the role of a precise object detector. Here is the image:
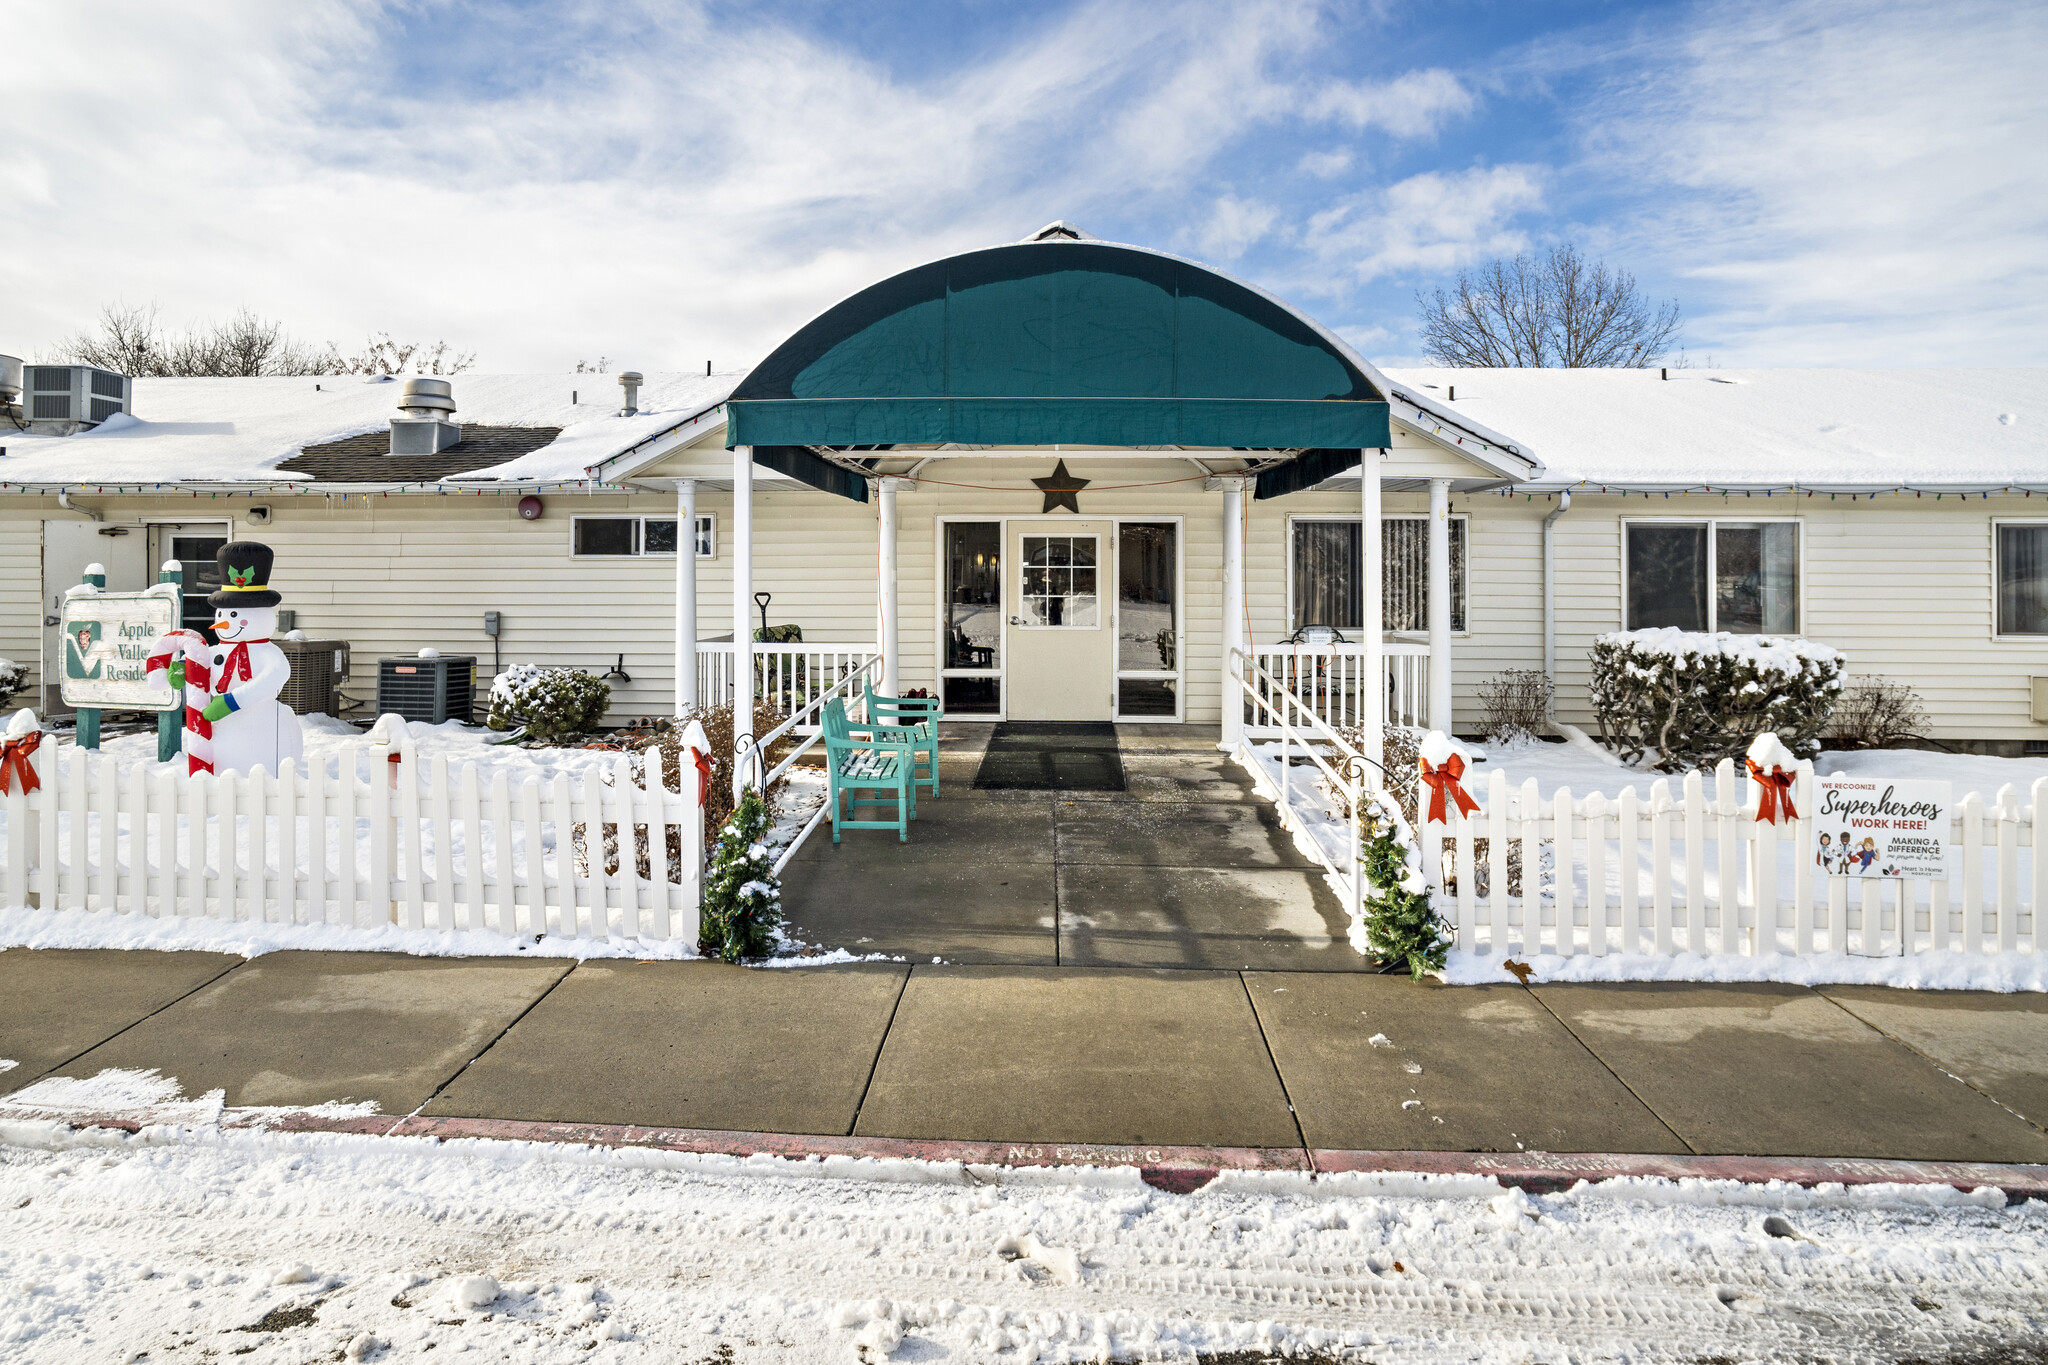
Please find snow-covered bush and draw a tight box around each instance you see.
[1590,629,1845,771]
[486,665,610,741]
[1355,788,1451,979]
[0,657,24,712]
[701,786,781,961]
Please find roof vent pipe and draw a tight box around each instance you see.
[0,355,21,404]
[618,371,642,417]
[390,377,461,455]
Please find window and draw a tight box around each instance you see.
[1117,522,1179,718]
[1019,534,1100,628]
[941,522,1001,713]
[1623,520,1799,632]
[571,515,716,558]
[1289,517,1467,635]
[1997,524,2048,636]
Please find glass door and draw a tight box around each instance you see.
[1115,522,1179,719]
[147,523,232,639]
[941,521,1002,714]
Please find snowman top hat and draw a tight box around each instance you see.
[209,541,282,609]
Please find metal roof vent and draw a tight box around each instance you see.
[1023,221,1092,242]
[0,355,21,405]
[390,377,462,454]
[18,363,130,435]
[617,370,642,417]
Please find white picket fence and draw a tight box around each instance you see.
[1428,760,2039,960]
[2,716,703,940]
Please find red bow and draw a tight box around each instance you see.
[690,746,712,805]
[1419,753,1480,824]
[1747,760,1799,824]
[0,730,42,796]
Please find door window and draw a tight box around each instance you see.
[942,522,1001,713]
[1019,534,1099,628]
[169,533,229,637]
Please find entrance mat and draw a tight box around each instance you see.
[974,722,1126,792]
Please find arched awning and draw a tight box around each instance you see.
[728,231,1394,501]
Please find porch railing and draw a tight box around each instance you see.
[695,643,879,730]
[1242,641,1430,738]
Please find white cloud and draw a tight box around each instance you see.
[1187,195,1281,260]
[1570,0,2048,364]
[1297,148,1354,178]
[1304,68,1475,139]
[1300,164,1546,285]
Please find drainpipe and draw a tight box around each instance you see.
[1541,490,1571,728]
[57,490,102,522]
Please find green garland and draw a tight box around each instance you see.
[700,786,782,962]
[1355,789,1451,980]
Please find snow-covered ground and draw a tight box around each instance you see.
[1,1080,2043,1364]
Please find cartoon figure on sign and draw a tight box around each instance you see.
[65,621,111,680]
[1855,836,1879,873]
[1816,832,1833,872]
[146,542,304,777]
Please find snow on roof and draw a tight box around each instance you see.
[0,371,740,490]
[1382,367,2048,492]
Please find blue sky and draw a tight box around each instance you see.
[5,0,2044,373]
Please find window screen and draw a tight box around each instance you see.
[1626,524,1709,630]
[1293,522,1360,631]
[1715,523,1798,633]
[643,519,680,554]
[1999,524,2048,635]
[1291,520,1467,634]
[573,518,637,556]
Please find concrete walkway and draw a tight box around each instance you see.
[780,722,1365,968]
[5,947,2047,1168]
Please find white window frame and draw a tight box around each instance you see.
[569,513,715,559]
[1015,531,1104,631]
[1113,518,1185,724]
[1620,516,1806,633]
[1285,513,1471,639]
[1991,518,2048,641]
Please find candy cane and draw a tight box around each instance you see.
[147,629,218,776]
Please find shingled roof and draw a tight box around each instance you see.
[278,426,564,482]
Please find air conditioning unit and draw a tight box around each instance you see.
[278,639,350,717]
[377,654,476,725]
[25,364,130,432]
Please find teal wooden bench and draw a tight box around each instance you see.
[823,697,919,842]
[863,679,941,799]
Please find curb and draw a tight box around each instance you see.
[16,1108,2046,1203]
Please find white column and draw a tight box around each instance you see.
[1360,448,1384,779]
[877,476,900,697]
[732,445,754,803]
[1219,477,1245,753]
[674,479,698,717]
[1428,476,1453,734]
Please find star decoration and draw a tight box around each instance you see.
[1033,459,1090,514]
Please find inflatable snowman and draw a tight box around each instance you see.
[147,541,305,777]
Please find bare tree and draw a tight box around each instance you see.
[1416,244,1683,367]
[323,333,476,376]
[50,302,329,377]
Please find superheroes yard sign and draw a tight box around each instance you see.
[57,591,180,710]
[1811,776,1954,881]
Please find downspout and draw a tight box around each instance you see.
[57,490,103,522]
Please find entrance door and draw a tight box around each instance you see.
[1004,521,1113,721]
[40,520,148,713]
[146,522,233,639]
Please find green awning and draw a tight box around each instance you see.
[728,240,1387,499]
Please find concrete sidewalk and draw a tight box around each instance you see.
[4,947,2047,1166]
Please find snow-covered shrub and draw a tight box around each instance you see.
[486,665,610,741]
[701,786,781,961]
[1477,668,1551,747]
[1590,629,1845,771]
[1355,788,1451,979]
[0,658,24,711]
[1829,676,1929,751]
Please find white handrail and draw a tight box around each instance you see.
[740,652,881,793]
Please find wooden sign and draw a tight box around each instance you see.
[57,590,180,710]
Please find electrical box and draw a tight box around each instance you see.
[483,611,500,637]
[2032,678,2048,723]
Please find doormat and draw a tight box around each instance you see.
[974,722,1126,792]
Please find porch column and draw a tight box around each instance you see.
[1360,449,1384,778]
[674,478,698,716]
[877,476,901,697]
[732,445,754,803]
[1427,477,1453,734]
[1218,476,1245,753]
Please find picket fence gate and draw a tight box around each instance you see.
[1426,758,2040,960]
[1,716,704,940]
